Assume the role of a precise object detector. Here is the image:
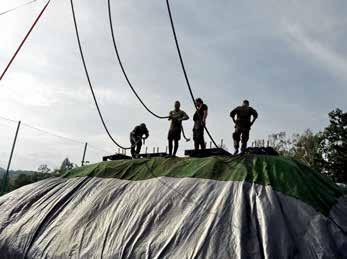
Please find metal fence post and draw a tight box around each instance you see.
[81,142,88,166]
[1,120,21,195]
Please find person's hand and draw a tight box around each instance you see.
[201,120,206,127]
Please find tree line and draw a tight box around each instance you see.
[269,108,346,183]
[0,158,77,193]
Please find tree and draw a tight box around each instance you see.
[268,130,323,171]
[291,129,323,172]
[13,174,33,189]
[319,109,347,183]
[37,164,51,174]
[59,158,75,174]
[268,132,294,156]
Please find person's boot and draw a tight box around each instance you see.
[233,148,239,155]
[241,144,247,154]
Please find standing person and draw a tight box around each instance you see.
[230,100,258,155]
[168,101,189,156]
[130,123,149,158]
[193,98,208,150]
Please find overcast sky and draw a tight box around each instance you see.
[0,0,346,170]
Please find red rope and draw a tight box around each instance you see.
[0,0,50,81]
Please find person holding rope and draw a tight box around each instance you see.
[130,123,149,158]
[168,101,189,156]
[193,98,208,150]
[230,100,258,155]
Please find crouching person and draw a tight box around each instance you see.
[130,123,149,158]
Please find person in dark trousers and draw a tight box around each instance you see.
[130,123,149,158]
[230,100,258,155]
[168,101,189,156]
[193,98,208,150]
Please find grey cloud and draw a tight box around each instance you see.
[0,0,346,170]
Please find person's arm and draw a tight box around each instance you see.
[143,130,149,139]
[202,108,208,125]
[130,127,137,141]
[181,111,189,121]
[130,132,136,142]
[250,109,258,126]
[230,108,237,124]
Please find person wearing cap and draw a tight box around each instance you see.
[130,123,149,158]
[230,100,258,155]
[193,98,208,150]
[168,101,189,156]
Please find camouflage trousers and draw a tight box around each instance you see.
[233,127,250,152]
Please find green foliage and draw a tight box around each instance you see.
[59,158,76,175]
[13,174,33,189]
[291,129,323,172]
[319,109,347,183]
[38,164,51,174]
[269,130,323,172]
[0,158,77,195]
[268,132,293,157]
[269,109,346,183]
[9,172,53,191]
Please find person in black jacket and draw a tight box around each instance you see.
[130,123,149,158]
[193,98,208,150]
[230,100,258,154]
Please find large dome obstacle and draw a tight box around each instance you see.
[0,155,346,258]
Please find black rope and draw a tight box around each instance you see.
[181,125,190,142]
[165,0,219,149]
[107,0,169,120]
[108,0,190,142]
[70,0,131,150]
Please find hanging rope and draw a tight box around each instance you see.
[70,0,132,150]
[0,0,39,16]
[0,0,50,81]
[108,0,190,142]
[165,0,219,148]
[107,0,169,120]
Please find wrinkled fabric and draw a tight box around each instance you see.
[0,176,346,259]
[63,156,343,216]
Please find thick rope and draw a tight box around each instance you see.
[108,0,190,142]
[107,0,169,120]
[165,0,219,148]
[70,0,131,149]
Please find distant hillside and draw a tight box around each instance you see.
[0,167,37,178]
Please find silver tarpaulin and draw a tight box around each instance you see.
[0,177,346,258]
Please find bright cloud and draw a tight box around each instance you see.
[0,0,346,170]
